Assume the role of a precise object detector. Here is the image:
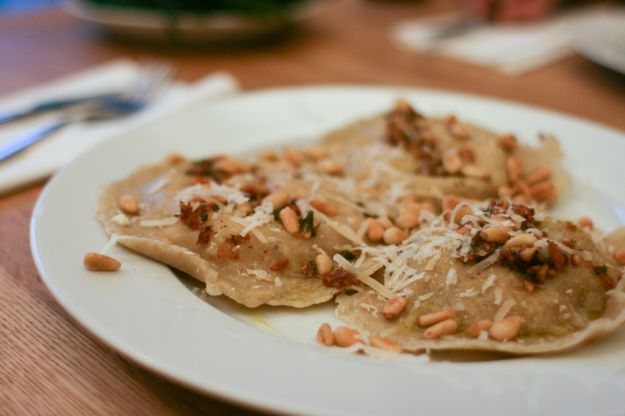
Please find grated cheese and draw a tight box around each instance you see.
[112,213,130,226]
[274,277,283,288]
[494,288,503,305]
[494,298,516,322]
[314,208,364,245]
[333,254,394,298]
[139,217,178,227]
[481,274,497,294]
[100,233,120,255]
[458,288,478,298]
[445,268,457,287]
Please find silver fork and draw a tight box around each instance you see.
[0,63,173,163]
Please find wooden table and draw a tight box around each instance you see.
[2,1,624,414]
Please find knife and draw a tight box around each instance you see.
[0,92,118,126]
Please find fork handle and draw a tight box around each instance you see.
[0,119,69,162]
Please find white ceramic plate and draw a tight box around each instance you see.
[573,10,625,75]
[31,87,625,416]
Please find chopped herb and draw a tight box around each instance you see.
[299,211,317,237]
[338,250,356,262]
[593,265,608,276]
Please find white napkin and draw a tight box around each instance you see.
[0,60,238,195]
[391,7,610,75]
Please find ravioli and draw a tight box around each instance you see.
[94,101,625,355]
[98,156,368,308]
[334,199,625,354]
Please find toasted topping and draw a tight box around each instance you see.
[322,268,359,289]
[366,219,385,242]
[264,190,290,210]
[496,134,517,151]
[279,207,300,234]
[480,226,513,243]
[383,227,408,245]
[118,194,140,216]
[423,319,458,339]
[526,165,551,185]
[418,309,455,327]
[614,249,625,265]
[489,316,524,341]
[467,319,493,338]
[334,326,363,347]
[283,148,303,166]
[317,323,335,346]
[503,233,537,249]
[382,296,407,319]
[310,198,336,216]
[315,253,333,275]
[577,217,594,229]
[369,335,402,353]
[84,252,121,271]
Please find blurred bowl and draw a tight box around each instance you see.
[61,0,327,43]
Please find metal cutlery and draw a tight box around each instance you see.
[0,63,173,163]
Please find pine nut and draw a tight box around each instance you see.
[118,194,140,216]
[264,190,290,209]
[442,195,460,211]
[334,326,363,347]
[529,180,555,202]
[614,249,625,265]
[279,207,300,234]
[310,198,336,216]
[526,165,551,185]
[571,254,581,266]
[496,134,517,151]
[369,335,402,353]
[489,316,524,341]
[84,252,121,271]
[503,233,537,249]
[396,212,420,229]
[506,157,524,183]
[315,253,333,275]
[165,152,185,164]
[418,309,455,327]
[366,219,385,242]
[317,323,334,346]
[548,242,567,271]
[480,226,513,243]
[378,218,393,229]
[283,148,303,166]
[453,206,473,224]
[215,157,244,174]
[519,247,537,262]
[382,296,407,319]
[577,217,594,229]
[316,159,344,175]
[305,145,327,160]
[467,319,493,338]
[383,227,408,245]
[423,319,458,339]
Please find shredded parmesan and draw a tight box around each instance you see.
[146,174,171,194]
[333,254,394,298]
[139,217,178,227]
[481,274,497,294]
[314,209,364,245]
[494,288,503,305]
[494,298,516,322]
[445,268,457,287]
[100,233,120,255]
[274,277,283,288]
[458,288,478,298]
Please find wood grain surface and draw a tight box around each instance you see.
[1,1,624,414]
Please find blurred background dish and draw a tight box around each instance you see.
[60,0,327,43]
[573,10,625,75]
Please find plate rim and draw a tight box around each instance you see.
[30,84,625,415]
